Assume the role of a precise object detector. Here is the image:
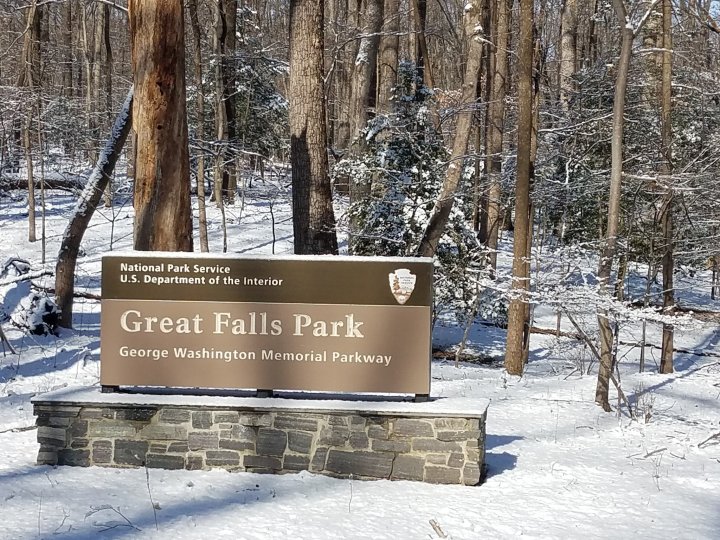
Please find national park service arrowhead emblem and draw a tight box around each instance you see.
[388,268,416,305]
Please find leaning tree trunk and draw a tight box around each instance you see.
[55,88,133,328]
[595,0,634,411]
[130,0,193,252]
[503,0,534,376]
[416,1,484,257]
[289,0,338,255]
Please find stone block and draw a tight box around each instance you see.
[318,426,349,447]
[70,438,89,449]
[349,432,369,449]
[192,411,213,429]
[325,450,393,478]
[101,409,115,419]
[424,466,461,485]
[437,430,482,442]
[69,420,88,438]
[257,428,287,457]
[160,409,191,424]
[310,447,328,471]
[287,431,313,454]
[37,426,66,447]
[116,408,157,422]
[244,455,282,470]
[79,408,104,419]
[88,422,137,439]
[114,440,149,466]
[139,424,188,441]
[391,455,425,481]
[412,438,462,453]
[462,463,482,486]
[168,442,189,453]
[37,451,58,465]
[186,455,204,471]
[213,411,239,423]
[327,416,348,427]
[448,453,465,468]
[150,443,168,454]
[466,448,481,462]
[426,454,447,465]
[188,431,219,451]
[92,440,112,464]
[371,439,411,453]
[238,413,273,427]
[147,453,185,470]
[58,449,90,467]
[349,416,367,430]
[273,415,320,432]
[432,418,468,430]
[223,424,255,442]
[206,450,241,467]
[392,419,434,438]
[38,416,72,428]
[219,439,254,451]
[34,405,81,418]
[367,425,389,440]
[283,454,310,471]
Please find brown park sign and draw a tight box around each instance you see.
[100,254,433,396]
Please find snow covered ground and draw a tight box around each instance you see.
[1,177,718,539]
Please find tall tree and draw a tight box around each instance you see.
[483,0,510,272]
[659,0,674,374]
[289,0,338,255]
[416,0,484,257]
[377,0,400,114]
[595,0,658,410]
[503,0,534,376]
[129,0,193,251]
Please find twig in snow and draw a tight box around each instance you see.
[145,465,159,531]
[698,432,720,448]
[429,519,448,538]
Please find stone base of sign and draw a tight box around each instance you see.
[32,387,488,486]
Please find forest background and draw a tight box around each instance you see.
[1,0,720,415]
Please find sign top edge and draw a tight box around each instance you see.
[102,252,434,264]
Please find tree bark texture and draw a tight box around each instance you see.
[659,0,674,374]
[188,0,209,252]
[503,0,533,376]
[595,0,634,410]
[55,88,133,328]
[289,0,338,255]
[484,0,510,272]
[129,0,193,252]
[377,0,400,114]
[559,0,577,112]
[416,0,483,257]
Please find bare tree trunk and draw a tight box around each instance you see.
[377,0,399,114]
[130,0,193,252]
[24,111,37,243]
[416,1,484,257]
[213,0,229,205]
[62,0,74,96]
[596,0,634,411]
[504,0,533,376]
[188,0,209,252]
[659,0,674,374]
[56,89,133,328]
[412,0,434,90]
[289,0,338,255]
[223,0,238,204]
[484,0,510,272]
[559,0,576,112]
[348,0,383,252]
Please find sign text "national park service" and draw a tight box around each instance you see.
[100,254,433,395]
